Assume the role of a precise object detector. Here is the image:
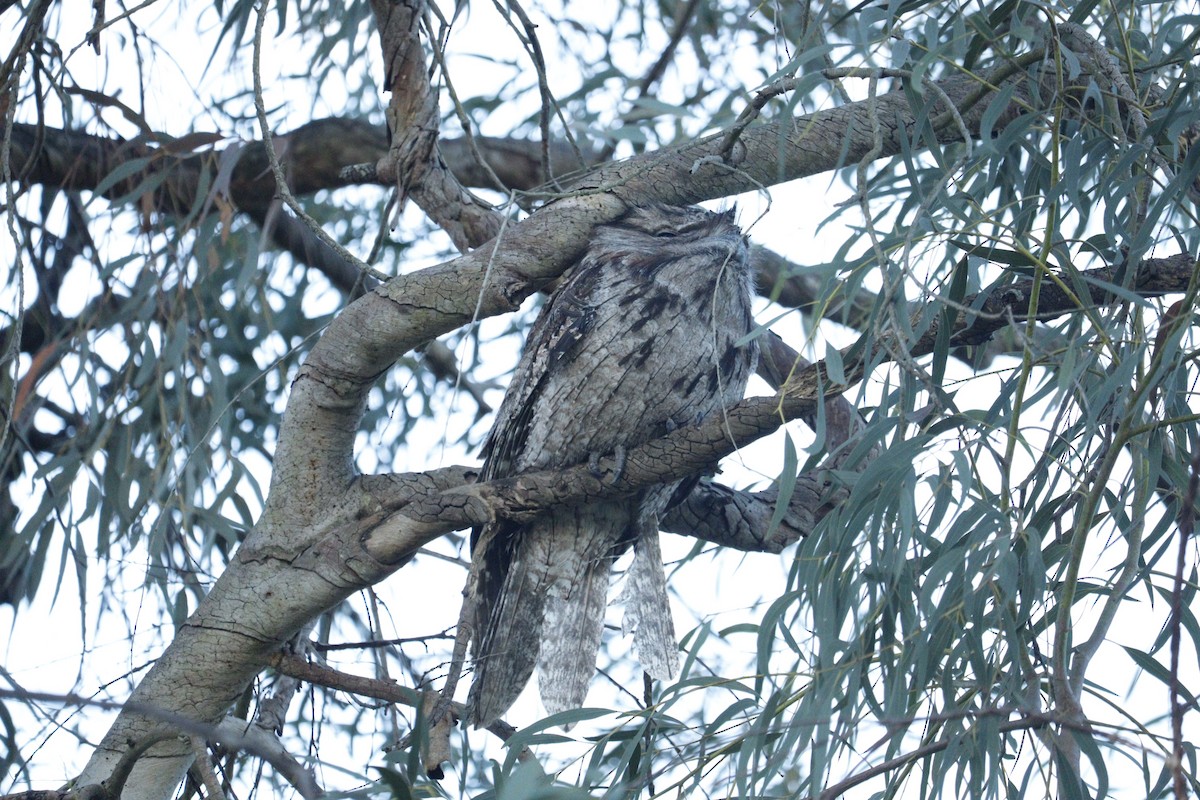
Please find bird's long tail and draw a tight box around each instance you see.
[469,514,619,728]
[536,547,612,718]
[621,528,679,682]
[468,530,549,729]
[537,521,678,718]
[470,512,671,727]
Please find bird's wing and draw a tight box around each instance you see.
[468,269,599,728]
[534,505,625,718]
[478,272,596,482]
[620,502,680,682]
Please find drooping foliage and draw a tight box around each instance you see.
[2,1,1200,798]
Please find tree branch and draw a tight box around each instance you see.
[74,52,1143,790]
[273,63,1050,517]
[370,0,502,250]
[361,252,1197,563]
[267,652,528,758]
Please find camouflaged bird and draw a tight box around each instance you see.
[467,204,757,728]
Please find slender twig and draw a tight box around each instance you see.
[268,652,529,757]
[189,737,228,800]
[632,0,701,101]
[816,711,1114,800]
[420,11,512,196]
[314,627,456,652]
[497,0,582,188]
[0,687,324,796]
[1169,449,1200,799]
[250,0,385,282]
[718,76,802,162]
[0,0,50,90]
[66,0,161,62]
[596,0,702,162]
[1068,457,1147,681]
[0,37,29,463]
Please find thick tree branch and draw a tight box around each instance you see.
[360,252,1197,562]
[752,244,877,326]
[76,52,1146,792]
[2,116,883,346]
[72,465,475,794]
[273,64,1048,522]
[1,118,590,220]
[949,253,1200,345]
[370,0,502,250]
[660,479,835,552]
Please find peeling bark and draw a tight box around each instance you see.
[60,37,1183,798]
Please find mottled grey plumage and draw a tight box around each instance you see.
[467,204,756,728]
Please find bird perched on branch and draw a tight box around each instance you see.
[467,203,757,728]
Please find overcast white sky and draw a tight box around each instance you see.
[2,2,1197,796]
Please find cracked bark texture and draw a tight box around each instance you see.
[64,33,1148,798]
[371,0,502,250]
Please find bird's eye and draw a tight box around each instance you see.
[653,230,675,238]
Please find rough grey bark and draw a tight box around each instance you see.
[467,205,757,727]
[68,48,1096,796]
